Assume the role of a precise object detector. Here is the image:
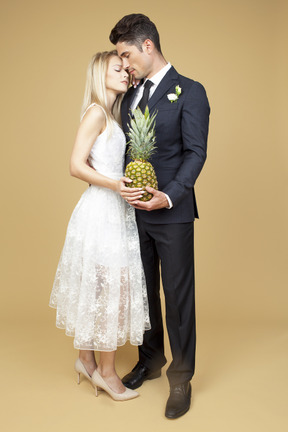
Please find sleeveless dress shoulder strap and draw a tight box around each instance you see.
[81,103,108,122]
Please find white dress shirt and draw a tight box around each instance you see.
[130,63,173,209]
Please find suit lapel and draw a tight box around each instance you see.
[148,66,179,111]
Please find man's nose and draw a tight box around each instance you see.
[122,58,129,69]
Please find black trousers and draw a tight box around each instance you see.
[136,217,196,386]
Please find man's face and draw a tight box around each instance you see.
[116,41,152,80]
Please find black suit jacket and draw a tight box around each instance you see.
[121,66,210,224]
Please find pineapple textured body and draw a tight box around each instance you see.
[125,160,158,201]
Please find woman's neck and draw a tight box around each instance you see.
[106,91,117,113]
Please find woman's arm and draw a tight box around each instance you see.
[70,105,120,192]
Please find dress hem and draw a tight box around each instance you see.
[49,304,151,352]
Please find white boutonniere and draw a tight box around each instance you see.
[167,85,182,103]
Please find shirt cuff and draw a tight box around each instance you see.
[164,193,173,209]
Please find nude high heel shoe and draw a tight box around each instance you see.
[74,358,94,386]
[91,369,139,401]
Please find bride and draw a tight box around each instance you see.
[49,51,150,401]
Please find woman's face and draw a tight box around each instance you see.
[106,55,129,95]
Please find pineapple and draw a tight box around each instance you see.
[125,107,158,202]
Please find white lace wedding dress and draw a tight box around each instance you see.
[49,104,150,351]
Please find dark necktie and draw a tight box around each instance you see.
[138,80,153,113]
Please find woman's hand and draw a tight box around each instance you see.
[131,77,141,88]
[117,177,144,203]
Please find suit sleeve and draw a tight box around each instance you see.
[162,81,210,207]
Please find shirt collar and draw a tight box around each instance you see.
[144,62,172,87]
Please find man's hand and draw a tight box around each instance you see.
[131,186,169,211]
[118,176,144,202]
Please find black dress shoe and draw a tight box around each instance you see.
[122,362,161,390]
[165,381,192,419]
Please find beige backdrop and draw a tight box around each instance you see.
[1,1,287,431]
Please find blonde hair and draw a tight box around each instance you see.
[81,50,124,130]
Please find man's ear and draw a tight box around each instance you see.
[143,39,154,54]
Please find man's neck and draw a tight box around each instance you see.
[146,55,168,79]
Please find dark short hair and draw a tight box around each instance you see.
[109,14,162,53]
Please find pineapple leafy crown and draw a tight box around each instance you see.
[127,106,157,161]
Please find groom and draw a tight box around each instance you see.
[110,14,210,419]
